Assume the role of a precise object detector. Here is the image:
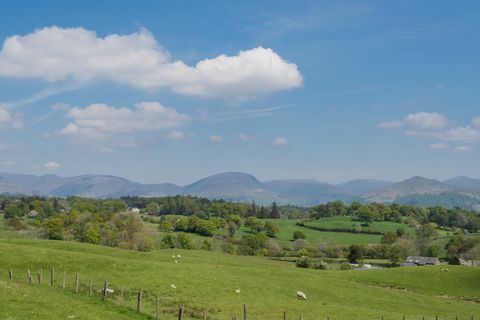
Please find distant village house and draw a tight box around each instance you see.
[400,256,441,267]
[27,210,39,218]
[131,207,141,213]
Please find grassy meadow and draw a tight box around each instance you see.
[0,238,479,319]
[237,218,383,245]
[303,216,417,235]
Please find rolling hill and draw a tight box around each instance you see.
[0,239,479,319]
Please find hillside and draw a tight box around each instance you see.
[181,172,282,202]
[0,239,479,319]
[2,171,480,209]
[362,176,456,203]
[444,176,480,191]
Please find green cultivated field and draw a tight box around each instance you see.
[237,218,383,245]
[303,216,416,235]
[0,239,479,319]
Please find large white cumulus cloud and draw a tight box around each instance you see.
[0,26,302,100]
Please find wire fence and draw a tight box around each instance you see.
[4,267,478,320]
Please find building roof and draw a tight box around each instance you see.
[405,256,440,265]
[27,210,39,217]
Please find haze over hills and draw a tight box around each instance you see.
[1,171,480,210]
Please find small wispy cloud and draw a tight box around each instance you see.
[378,120,404,128]
[429,143,449,150]
[0,160,16,166]
[454,146,473,152]
[209,135,223,143]
[0,83,82,110]
[237,134,253,142]
[44,161,60,169]
[167,130,186,140]
[272,137,289,147]
[210,103,297,122]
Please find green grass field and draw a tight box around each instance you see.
[303,216,416,235]
[0,238,478,319]
[237,218,383,245]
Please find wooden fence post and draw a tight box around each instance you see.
[27,269,33,284]
[203,311,207,320]
[120,286,124,305]
[156,296,160,320]
[283,310,287,320]
[50,268,55,286]
[102,281,108,301]
[89,280,93,296]
[37,268,42,285]
[178,304,184,320]
[8,268,13,280]
[243,304,247,320]
[136,289,143,313]
[62,271,66,289]
[74,273,79,294]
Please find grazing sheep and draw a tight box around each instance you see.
[296,291,307,300]
[174,260,178,263]
[98,288,114,294]
[170,284,176,289]
[235,288,241,294]
[177,255,181,258]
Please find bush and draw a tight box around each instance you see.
[296,248,310,258]
[313,260,328,270]
[293,230,306,240]
[201,239,212,251]
[176,233,193,249]
[348,244,364,263]
[295,255,311,268]
[238,234,263,255]
[137,236,156,252]
[340,262,352,270]
[6,218,23,231]
[263,240,283,257]
[160,234,176,248]
[264,221,279,238]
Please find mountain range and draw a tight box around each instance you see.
[1,171,480,210]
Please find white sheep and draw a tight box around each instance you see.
[235,288,241,294]
[98,288,115,294]
[296,291,307,300]
[170,284,177,289]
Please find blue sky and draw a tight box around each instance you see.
[0,0,479,184]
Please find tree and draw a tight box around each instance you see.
[295,255,311,268]
[269,202,280,219]
[114,212,144,245]
[43,216,64,240]
[244,216,263,233]
[238,234,263,255]
[348,244,364,263]
[293,231,306,240]
[146,202,160,216]
[227,220,238,238]
[264,221,279,238]
[250,201,257,217]
[356,205,376,226]
[381,231,397,245]
[158,218,173,232]
[416,223,437,239]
